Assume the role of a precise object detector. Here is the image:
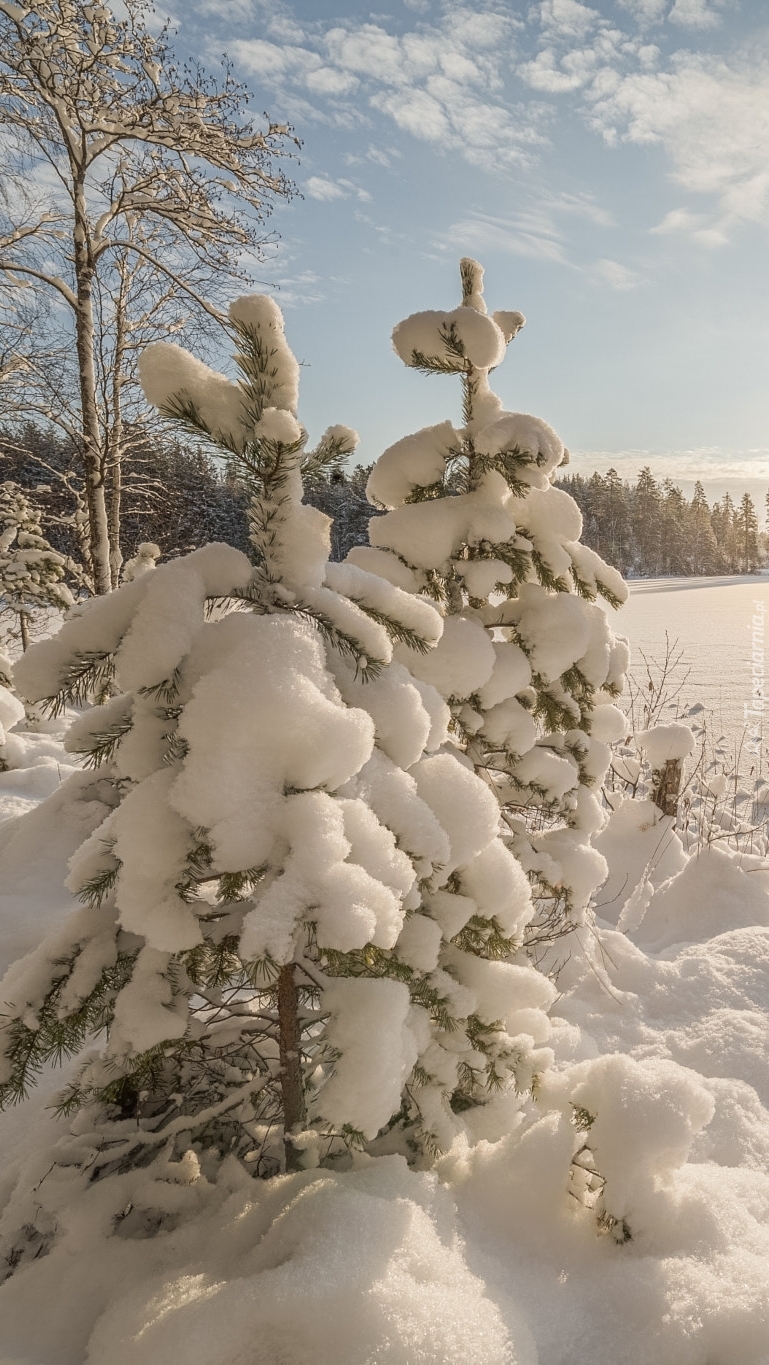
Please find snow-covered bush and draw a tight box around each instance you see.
[0,481,74,651]
[604,637,768,861]
[0,294,556,1208]
[353,259,629,951]
[0,661,24,773]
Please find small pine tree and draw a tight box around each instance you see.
[349,259,629,951]
[1,293,556,1224]
[0,482,74,650]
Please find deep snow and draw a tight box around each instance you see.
[3,704,769,1365]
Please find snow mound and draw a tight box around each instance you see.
[0,1157,536,1365]
[633,844,769,951]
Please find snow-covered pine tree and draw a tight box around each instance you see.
[1,294,555,1200]
[0,481,74,651]
[349,259,630,955]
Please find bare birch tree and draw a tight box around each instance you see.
[0,0,296,592]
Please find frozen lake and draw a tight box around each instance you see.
[609,574,769,770]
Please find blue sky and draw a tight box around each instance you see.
[178,0,769,503]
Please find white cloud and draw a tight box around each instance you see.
[305,175,347,201]
[535,0,602,41]
[587,53,769,240]
[650,207,705,234]
[196,0,257,18]
[228,7,539,171]
[592,258,644,289]
[519,45,596,92]
[371,87,450,142]
[304,175,371,203]
[224,0,768,249]
[443,212,570,264]
[669,0,727,29]
[305,66,360,96]
[549,190,615,227]
[325,24,407,85]
[616,0,667,20]
[365,145,402,167]
[573,449,769,495]
[230,38,313,79]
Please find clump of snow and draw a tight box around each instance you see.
[475,413,566,485]
[121,541,160,582]
[569,542,628,604]
[346,545,423,594]
[392,308,507,371]
[412,754,499,874]
[366,421,458,510]
[171,613,376,872]
[318,423,359,455]
[229,293,300,413]
[139,343,248,448]
[594,796,688,925]
[635,723,696,767]
[253,406,303,445]
[0,1155,534,1365]
[590,702,627,744]
[396,614,496,700]
[492,308,526,342]
[510,585,591,684]
[0,683,24,735]
[316,980,417,1138]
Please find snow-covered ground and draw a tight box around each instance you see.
[3,684,769,1363]
[615,575,769,765]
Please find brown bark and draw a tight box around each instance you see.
[72,185,112,595]
[277,963,306,1173]
[652,758,683,818]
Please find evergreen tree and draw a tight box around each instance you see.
[659,480,690,576]
[1,292,556,1212]
[712,491,738,572]
[632,468,661,576]
[737,492,760,573]
[687,481,720,575]
[303,463,383,561]
[0,481,74,650]
[349,259,629,952]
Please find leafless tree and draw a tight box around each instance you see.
[0,0,297,591]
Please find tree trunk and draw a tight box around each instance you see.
[277,963,306,1172]
[652,759,682,818]
[107,257,131,588]
[19,609,29,652]
[73,187,112,595]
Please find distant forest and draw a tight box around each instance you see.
[558,467,766,577]
[1,425,766,580]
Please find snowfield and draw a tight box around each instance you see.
[2,719,769,1365]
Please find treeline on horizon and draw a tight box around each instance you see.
[559,467,766,577]
[1,424,766,581]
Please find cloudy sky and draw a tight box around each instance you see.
[179,0,768,502]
